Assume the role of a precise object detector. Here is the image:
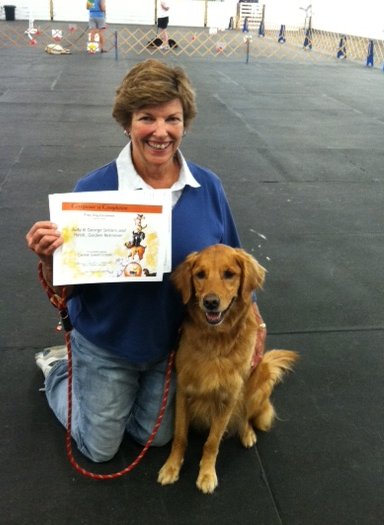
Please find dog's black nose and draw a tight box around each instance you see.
[203,294,220,311]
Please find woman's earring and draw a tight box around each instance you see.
[124,129,130,137]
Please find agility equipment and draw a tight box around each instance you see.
[337,35,347,59]
[258,4,265,38]
[303,17,312,50]
[366,40,374,67]
[242,16,249,33]
[278,25,286,44]
[303,28,312,50]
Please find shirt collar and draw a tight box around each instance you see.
[116,142,200,192]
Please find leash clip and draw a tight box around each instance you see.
[59,308,73,332]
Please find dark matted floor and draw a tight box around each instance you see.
[0,46,382,524]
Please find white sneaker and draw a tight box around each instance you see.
[35,345,67,378]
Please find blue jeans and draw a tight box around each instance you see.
[45,329,176,462]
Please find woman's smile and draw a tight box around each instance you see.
[146,139,173,151]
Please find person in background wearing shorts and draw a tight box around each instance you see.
[87,0,107,53]
[157,1,170,49]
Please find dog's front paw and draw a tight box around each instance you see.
[158,461,181,486]
[240,425,257,448]
[196,469,218,494]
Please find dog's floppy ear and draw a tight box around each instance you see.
[235,249,266,301]
[171,251,198,304]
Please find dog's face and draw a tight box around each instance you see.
[172,245,266,326]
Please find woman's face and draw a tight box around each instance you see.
[128,98,184,174]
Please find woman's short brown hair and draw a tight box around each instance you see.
[112,59,197,130]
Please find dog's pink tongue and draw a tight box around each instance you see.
[206,312,221,324]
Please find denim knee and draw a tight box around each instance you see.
[128,428,173,448]
[127,403,175,448]
[150,431,173,447]
[77,437,121,463]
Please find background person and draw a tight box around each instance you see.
[157,1,170,48]
[26,59,266,463]
[87,0,107,53]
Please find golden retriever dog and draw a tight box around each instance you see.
[158,244,298,494]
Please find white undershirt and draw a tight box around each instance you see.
[115,142,200,207]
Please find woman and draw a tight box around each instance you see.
[26,59,266,463]
[87,0,107,53]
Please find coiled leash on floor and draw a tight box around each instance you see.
[38,262,175,480]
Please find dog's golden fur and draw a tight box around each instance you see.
[158,244,298,494]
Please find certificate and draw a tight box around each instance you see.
[49,190,172,285]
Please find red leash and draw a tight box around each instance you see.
[38,262,175,480]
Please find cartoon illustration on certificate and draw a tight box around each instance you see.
[49,191,172,285]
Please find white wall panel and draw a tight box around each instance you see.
[106,0,154,25]
[207,0,237,29]
[170,1,206,28]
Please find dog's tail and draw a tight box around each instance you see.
[245,350,299,431]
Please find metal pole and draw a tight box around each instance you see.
[114,31,118,61]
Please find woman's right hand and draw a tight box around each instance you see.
[26,221,63,267]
